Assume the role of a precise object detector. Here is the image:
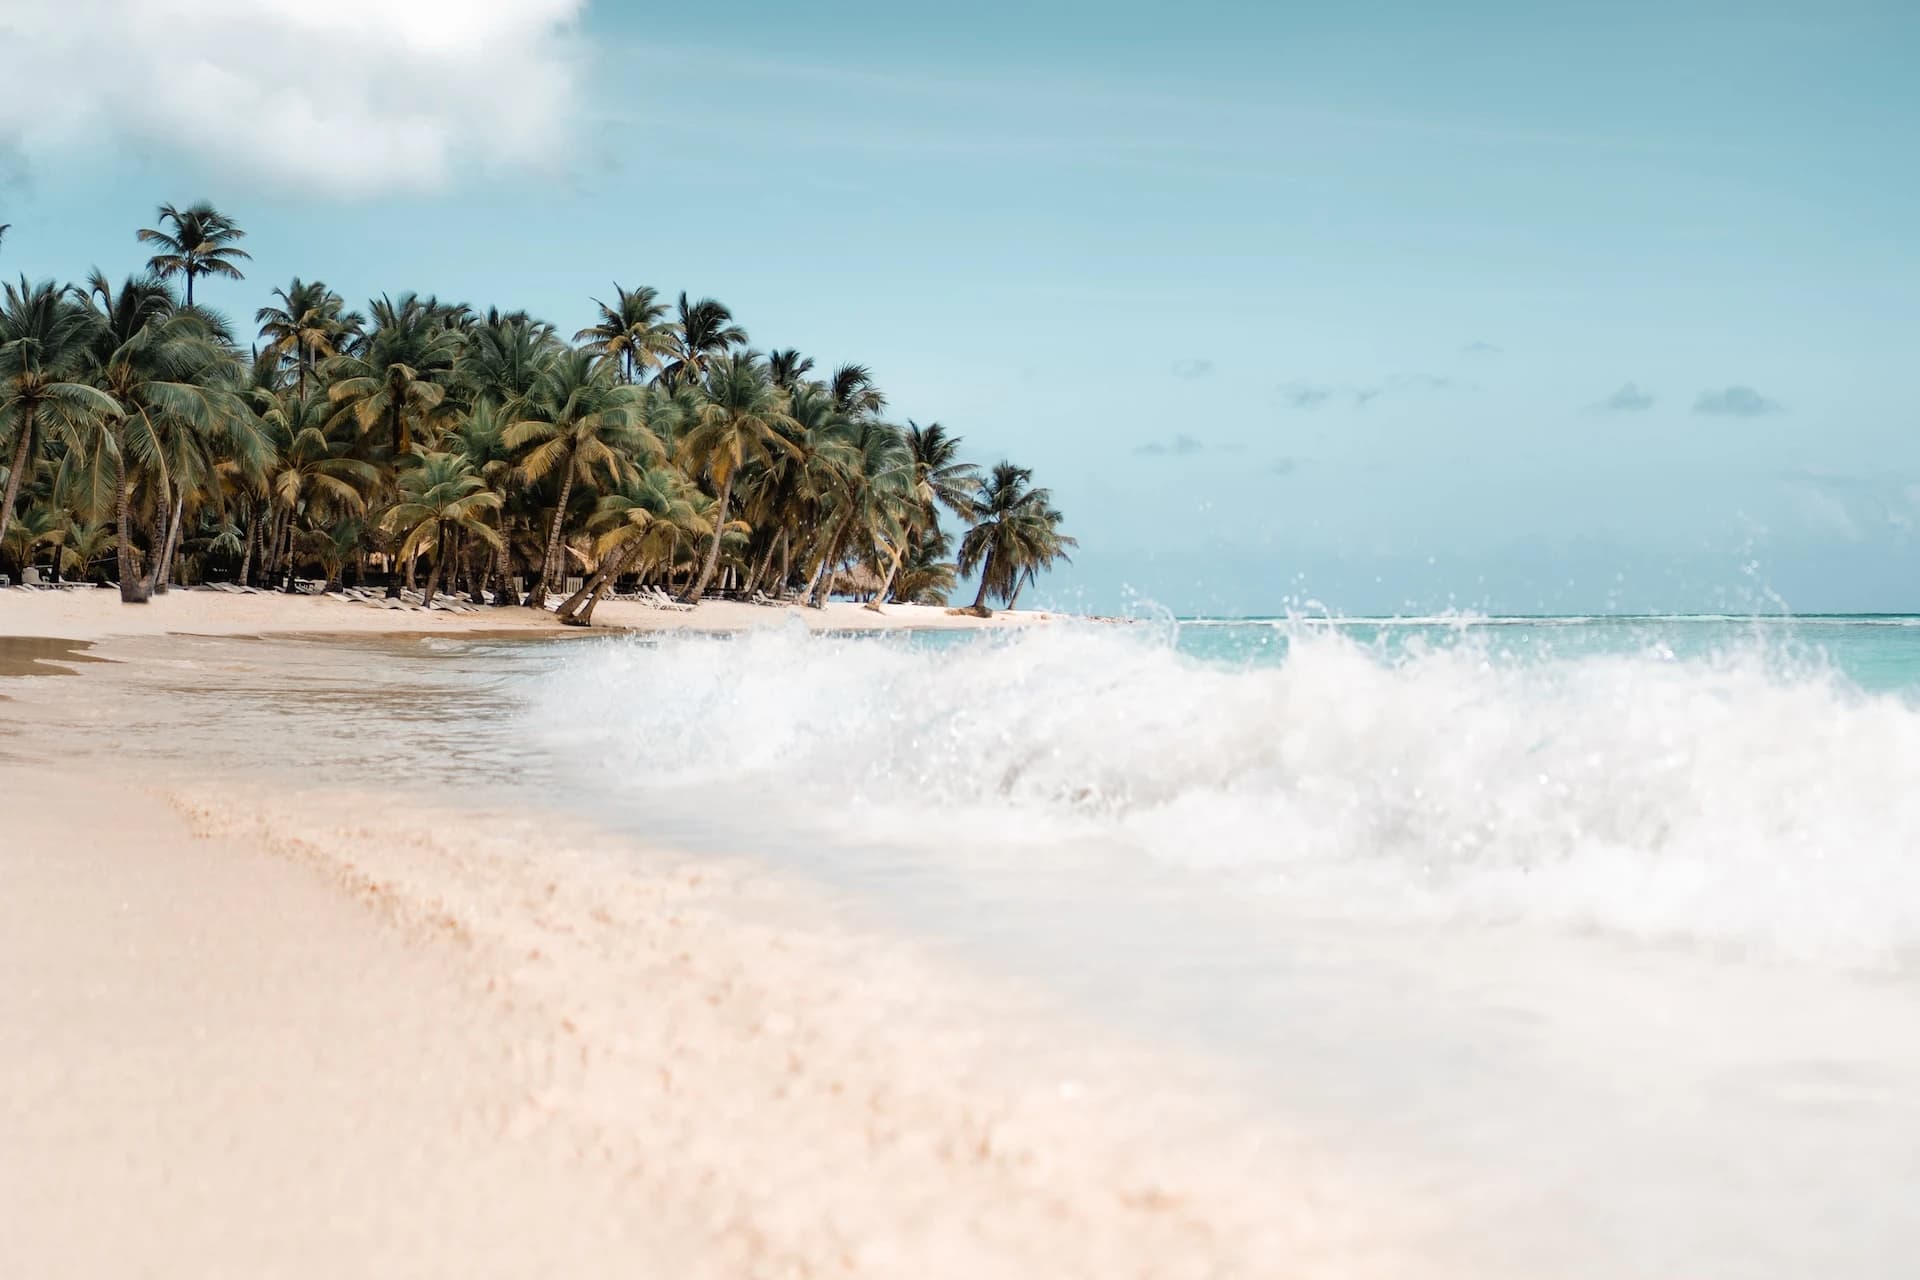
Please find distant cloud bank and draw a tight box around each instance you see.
[1460,340,1502,355]
[1693,385,1781,417]
[0,0,586,196]
[1279,373,1462,410]
[1170,358,1215,380]
[1134,434,1206,457]
[1594,382,1655,413]
[1278,381,1336,410]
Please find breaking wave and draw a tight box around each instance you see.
[529,620,1920,966]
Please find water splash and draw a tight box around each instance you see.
[530,620,1920,966]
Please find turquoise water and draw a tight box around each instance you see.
[1166,614,1920,691]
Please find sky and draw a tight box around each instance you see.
[1,0,1917,615]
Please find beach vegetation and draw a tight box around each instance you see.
[0,204,1071,614]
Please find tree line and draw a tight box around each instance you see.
[0,202,1073,620]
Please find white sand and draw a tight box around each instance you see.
[0,612,1416,1278]
[0,585,1054,643]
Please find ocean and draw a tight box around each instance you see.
[40,612,1920,1276]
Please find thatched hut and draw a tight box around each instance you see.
[827,564,885,600]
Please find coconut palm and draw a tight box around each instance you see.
[659,293,747,388]
[503,347,657,604]
[736,381,852,597]
[0,279,118,567]
[3,246,1076,606]
[575,284,674,384]
[554,464,711,624]
[768,348,815,390]
[256,279,360,398]
[801,418,911,607]
[57,518,116,582]
[1,499,64,579]
[460,312,563,411]
[137,202,250,308]
[268,392,379,590]
[893,534,959,605]
[382,452,503,607]
[80,273,250,599]
[325,293,461,453]
[957,461,1075,613]
[828,364,886,418]
[676,352,796,603]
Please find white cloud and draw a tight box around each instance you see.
[0,0,586,196]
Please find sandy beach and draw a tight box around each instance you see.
[0,592,1399,1278]
[0,585,1056,644]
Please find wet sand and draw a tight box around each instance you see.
[0,636,110,679]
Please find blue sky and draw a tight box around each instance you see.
[2,0,1917,614]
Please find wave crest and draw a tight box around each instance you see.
[530,622,1920,965]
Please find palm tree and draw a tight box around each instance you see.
[3,212,1079,607]
[80,273,249,600]
[0,279,118,566]
[659,293,747,387]
[554,464,710,624]
[903,420,977,549]
[957,461,1075,614]
[137,202,250,308]
[676,352,796,603]
[574,284,673,384]
[803,418,911,607]
[1,498,64,580]
[256,279,359,398]
[325,293,461,453]
[382,452,503,607]
[459,312,562,411]
[58,518,116,583]
[502,348,656,604]
[267,393,379,591]
[737,380,852,597]
[893,534,959,605]
[768,348,815,390]
[828,364,886,418]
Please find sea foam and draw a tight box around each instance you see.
[530,620,1920,967]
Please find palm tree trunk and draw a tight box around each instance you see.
[775,529,792,597]
[239,502,257,586]
[493,537,517,607]
[557,543,638,625]
[469,538,488,605]
[282,509,304,593]
[423,524,446,607]
[683,471,734,605]
[746,533,780,596]
[804,511,858,607]
[0,410,35,563]
[268,509,290,588]
[532,461,577,606]
[866,545,904,613]
[152,491,185,594]
[969,550,994,613]
[112,432,149,604]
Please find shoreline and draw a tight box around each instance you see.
[0,585,1061,645]
[0,624,1397,1277]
